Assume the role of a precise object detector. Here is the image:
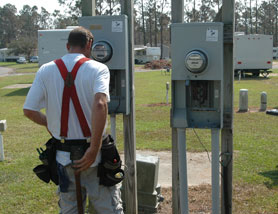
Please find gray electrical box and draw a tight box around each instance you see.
[38,29,73,67]
[79,15,130,115]
[171,22,224,128]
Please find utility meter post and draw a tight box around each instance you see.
[0,120,7,161]
[0,133,4,161]
[212,129,220,214]
[221,1,235,213]
[110,114,116,142]
[171,21,224,214]
[177,128,188,214]
[166,82,169,105]
[171,0,184,213]
[81,0,95,16]
[121,1,138,214]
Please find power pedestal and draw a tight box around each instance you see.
[121,154,163,214]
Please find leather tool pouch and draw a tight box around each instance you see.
[33,138,59,185]
[98,135,124,186]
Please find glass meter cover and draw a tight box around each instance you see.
[91,41,113,63]
[185,50,208,74]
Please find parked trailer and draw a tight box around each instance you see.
[234,34,273,77]
[273,47,278,59]
[38,29,73,66]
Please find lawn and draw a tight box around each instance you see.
[1,67,278,213]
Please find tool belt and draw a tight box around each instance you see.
[33,138,59,185]
[97,135,125,186]
[33,135,124,186]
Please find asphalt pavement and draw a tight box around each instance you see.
[0,67,13,77]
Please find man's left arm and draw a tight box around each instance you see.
[23,67,49,133]
[23,109,47,127]
[23,109,52,135]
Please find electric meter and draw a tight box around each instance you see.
[79,15,130,115]
[91,41,113,63]
[171,22,224,128]
[185,50,208,73]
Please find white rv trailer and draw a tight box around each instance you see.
[234,33,273,77]
[273,47,278,59]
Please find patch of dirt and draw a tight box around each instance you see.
[158,185,212,214]
[157,183,278,214]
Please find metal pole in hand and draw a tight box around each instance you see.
[75,171,83,214]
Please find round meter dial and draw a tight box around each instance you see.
[185,50,208,74]
[91,41,113,63]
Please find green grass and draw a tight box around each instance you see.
[0,62,39,73]
[1,68,278,212]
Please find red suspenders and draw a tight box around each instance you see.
[54,58,91,139]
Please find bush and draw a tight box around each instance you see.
[144,59,171,69]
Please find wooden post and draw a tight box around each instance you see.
[171,1,184,214]
[81,0,96,16]
[221,1,235,214]
[121,1,138,214]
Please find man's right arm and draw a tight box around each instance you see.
[73,92,108,172]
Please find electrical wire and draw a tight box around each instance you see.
[192,128,225,178]
[193,128,211,162]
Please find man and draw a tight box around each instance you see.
[23,27,123,214]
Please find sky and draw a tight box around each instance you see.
[0,0,64,13]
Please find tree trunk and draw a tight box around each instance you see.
[149,16,152,46]
[256,0,258,33]
[160,16,163,59]
[154,1,158,47]
[250,0,252,34]
[109,0,112,15]
[193,0,196,21]
[142,0,146,45]
[276,3,278,46]
[245,0,248,34]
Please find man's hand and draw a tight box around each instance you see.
[72,146,98,173]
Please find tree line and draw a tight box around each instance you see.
[1,0,278,58]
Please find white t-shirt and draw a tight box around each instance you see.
[24,53,110,167]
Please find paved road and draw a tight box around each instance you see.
[121,150,211,187]
[0,67,35,77]
[0,67,13,77]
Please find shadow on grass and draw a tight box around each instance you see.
[259,169,278,189]
[4,88,30,96]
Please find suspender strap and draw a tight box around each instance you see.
[54,58,91,138]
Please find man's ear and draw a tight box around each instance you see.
[66,43,70,51]
[87,39,93,50]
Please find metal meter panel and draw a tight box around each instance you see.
[171,22,224,81]
[171,23,224,129]
[79,15,130,115]
[79,15,128,70]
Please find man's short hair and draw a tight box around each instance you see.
[68,27,94,49]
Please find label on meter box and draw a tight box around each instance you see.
[206,28,218,42]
